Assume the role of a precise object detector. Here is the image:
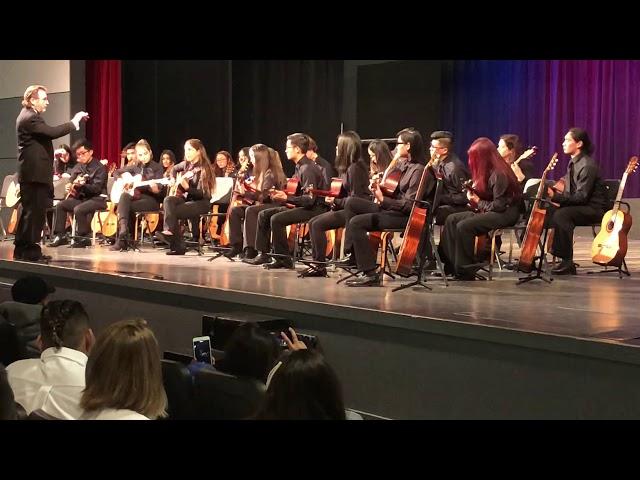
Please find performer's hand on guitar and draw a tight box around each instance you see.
[511,162,525,182]
[466,190,480,205]
[150,184,161,194]
[372,181,384,204]
[325,196,335,206]
[270,189,287,202]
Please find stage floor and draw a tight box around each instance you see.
[1,235,639,345]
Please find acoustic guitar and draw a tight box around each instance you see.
[591,156,638,267]
[110,173,170,203]
[517,153,559,273]
[5,180,20,207]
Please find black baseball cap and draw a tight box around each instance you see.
[11,276,56,304]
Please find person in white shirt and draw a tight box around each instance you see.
[79,318,167,420]
[6,300,94,419]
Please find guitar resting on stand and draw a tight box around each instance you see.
[588,156,638,278]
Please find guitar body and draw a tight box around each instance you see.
[395,206,428,276]
[145,213,160,233]
[5,181,20,207]
[591,210,632,267]
[101,203,118,238]
[517,207,547,273]
[208,204,221,240]
[379,169,402,197]
[8,205,21,234]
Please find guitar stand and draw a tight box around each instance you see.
[586,259,630,278]
[206,246,231,262]
[296,259,330,278]
[517,230,553,285]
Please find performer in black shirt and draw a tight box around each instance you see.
[342,128,426,287]
[245,133,328,269]
[302,131,371,277]
[49,139,108,248]
[307,135,337,187]
[438,137,522,280]
[110,139,165,251]
[498,134,536,187]
[546,128,609,275]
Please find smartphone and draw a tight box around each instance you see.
[192,336,213,364]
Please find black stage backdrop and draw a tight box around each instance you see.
[123,60,343,177]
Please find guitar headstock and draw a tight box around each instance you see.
[626,156,639,175]
[544,153,559,173]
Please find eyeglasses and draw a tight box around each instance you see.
[76,150,90,156]
[430,146,446,150]
[396,142,407,145]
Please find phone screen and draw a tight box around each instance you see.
[193,337,212,364]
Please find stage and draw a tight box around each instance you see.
[1,235,640,419]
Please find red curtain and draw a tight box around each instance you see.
[85,60,121,170]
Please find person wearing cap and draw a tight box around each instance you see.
[0,276,56,361]
[6,300,94,419]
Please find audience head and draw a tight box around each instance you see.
[220,323,281,383]
[258,349,346,420]
[39,300,94,354]
[12,276,55,305]
[80,318,167,419]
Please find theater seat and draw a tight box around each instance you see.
[161,359,194,420]
[193,369,265,420]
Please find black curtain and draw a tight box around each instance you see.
[122,61,230,161]
[232,60,343,177]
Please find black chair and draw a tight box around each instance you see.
[161,359,194,420]
[0,320,27,367]
[193,369,265,420]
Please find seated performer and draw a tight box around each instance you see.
[497,134,536,187]
[224,144,286,259]
[110,139,165,251]
[367,139,393,178]
[340,127,426,287]
[53,144,76,177]
[160,149,176,177]
[244,133,328,269]
[49,139,108,248]
[302,131,370,277]
[155,139,216,255]
[437,137,522,280]
[546,127,609,275]
[307,135,337,187]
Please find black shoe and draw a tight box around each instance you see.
[70,238,91,248]
[109,234,130,251]
[263,258,294,269]
[49,235,69,247]
[243,247,258,260]
[299,267,328,278]
[224,245,243,260]
[243,253,271,265]
[166,249,186,255]
[551,260,577,275]
[345,271,382,287]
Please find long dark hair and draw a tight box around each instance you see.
[499,134,524,163]
[257,349,346,420]
[218,323,280,383]
[368,139,392,175]
[335,131,363,175]
[251,144,286,191]
[185,139,216,197]
[468,137,521,201]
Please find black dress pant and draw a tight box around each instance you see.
[438,204,521,275]
[54,196,107,237]
[344,197,410,273]
[116,192,160,236]
[14,182,52,254]
[243,203,277,249]
[256,205,328,255]
[163,196,210,241]
[308,209,347,262]
[547,204,605,261]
